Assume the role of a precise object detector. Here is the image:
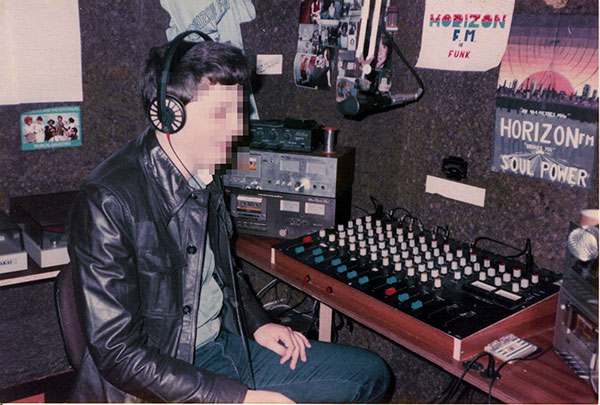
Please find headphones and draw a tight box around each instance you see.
[148,30,213,134]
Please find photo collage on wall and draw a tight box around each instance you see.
[295,0,363,92]
[295,0,396,104]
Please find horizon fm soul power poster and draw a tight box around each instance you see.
[491,14,598,189]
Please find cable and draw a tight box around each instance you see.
[486,344,553,403]
[430,351,489,403]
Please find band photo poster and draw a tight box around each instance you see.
[20,106,82,151]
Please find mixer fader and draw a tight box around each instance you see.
[273,214,561,341]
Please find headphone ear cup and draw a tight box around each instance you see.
[148,95,186,134]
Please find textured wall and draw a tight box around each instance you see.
[0,0,596,272]
[243,0,599,273]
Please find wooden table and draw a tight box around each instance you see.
[234,234,598,404]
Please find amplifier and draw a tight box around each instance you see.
[249,119,321,152]
[223,147,355,198]
[224,187,352,239]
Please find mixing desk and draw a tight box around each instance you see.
[273,214,562,360]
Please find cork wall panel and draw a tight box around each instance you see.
[0,1,170,210]
[0,0,596,274]
[243,0,599,272]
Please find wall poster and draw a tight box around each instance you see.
[491,14,598,189]
[20,106,82,151]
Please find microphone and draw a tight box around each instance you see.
[336,92,419,117]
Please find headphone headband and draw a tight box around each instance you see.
[150,30,213,134]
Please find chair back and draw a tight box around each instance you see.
[54,263,86,370]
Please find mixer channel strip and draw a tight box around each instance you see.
[272,215,561,359]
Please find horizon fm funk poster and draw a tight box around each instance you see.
[491,14,598,189]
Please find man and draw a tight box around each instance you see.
[67,35,391,403]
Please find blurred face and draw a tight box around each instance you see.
[173,82,246,174]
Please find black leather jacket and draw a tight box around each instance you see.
[67,128,271,403]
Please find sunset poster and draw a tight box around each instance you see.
[491,14,598,189]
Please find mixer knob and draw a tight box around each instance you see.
[445,252,454,262]
[390,246,398,255]
[424,250,432,260]
[431,239,438,249]
[494,276,502,287]
[386,230,394,239]
[437,256,445,265]
[408,231,414,240]
[365,215,372,223]
[347,220,354,229]
[319,229,327,239]
[409,239,416,248]
[419,235,426,244]
[420,243,428,253]
[520,278,530,289]
[418,263,426,273]
[338,239,346,248]
[382,257,390,267]
[338,231,346,239]
[367,237,375,245]
[512,282,520,293]
[393,254,401,262]
[376,226,383,235]
[405,259,413,268]
[513,268,522,278]
[479,272,486,281]
[433,277,442,289]
[474,262,481,272]
[440,265,448,275]
[431,268,439,278]
[375,218,381,227]
[348,235,356,244]
[487,267,496,277]
[453,270,461,280]
[450,261,458,271]
[278,227,289,237]
[359,247,367,257]
[370,245,377,253]
[484,258,491,267]
[407,267,415,277]
[420,272,428,283]
[456,248,463,258]
[388,237,396,246]
[531,274,539,284]
[464,266,473,276]
[381,249,389,258]
[349,243,357,252]
[394,262,402,272]
[359,240,367,249]
[412,247,420,257]
[402,250,409,259]
[498,263,506,273]
[355,218,363,226]
[378,241,386,250]
[427,260,435,270]
[459,257,467,267]
[443,243,450,253]
[337,224,344,232]
[502,273,511,283]
[470,253,477,262]
[433,247,440,257]
[328,233,336,243]
[357,224,364,233]
[367,229,374,237]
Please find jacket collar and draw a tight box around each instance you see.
[139,127,209,220]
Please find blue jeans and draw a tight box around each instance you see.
[194,330,391,403]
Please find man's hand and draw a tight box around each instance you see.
[253,323,312,370]
[243,389,295,403]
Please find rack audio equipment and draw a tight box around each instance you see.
[225,187,351,239]
[272,214,562,360]
[249,118,321,152]
[223,147,355,199]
